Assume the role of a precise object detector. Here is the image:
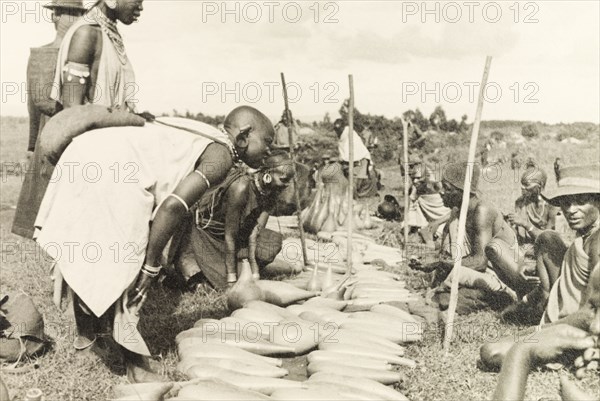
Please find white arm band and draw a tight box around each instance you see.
[168,194,189,212]
[194,170,211,189]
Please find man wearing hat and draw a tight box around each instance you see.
[410,162,525,303]
[535,164,599,324]
[12,0,86,239]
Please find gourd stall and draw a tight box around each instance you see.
[111,230,427,400]
[110,75,426,400]
[110,158,427,401]
[111,168,428,401]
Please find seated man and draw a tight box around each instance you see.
[410,162,530,303]
[170,151,295,290]
[504,164,599,323]
[333,118,379,198]
[481,264,600,372]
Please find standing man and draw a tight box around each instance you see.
[333,118,379,197]
[273,110,298,151]
[12,0,86,239]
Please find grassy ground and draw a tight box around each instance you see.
[1,116,599,400]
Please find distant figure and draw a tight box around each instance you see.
[360,124,377,150]
[404,157,451,246]
[273,110,298,151]
[333,118,379,198]
[510,152,520,170]
[11,0,86,239]
[480,146,489,166]
[554,157,562,184]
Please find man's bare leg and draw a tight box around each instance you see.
[525,231,567,307]
[485,238,533,299]
[500,231,567,323]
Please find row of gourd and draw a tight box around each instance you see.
[112,235,420,400]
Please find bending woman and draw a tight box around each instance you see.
[34,106,274,382]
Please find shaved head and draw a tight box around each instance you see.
[223,106,274,169]
[224,106,274,137]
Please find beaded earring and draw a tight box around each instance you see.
[262,173,272,185]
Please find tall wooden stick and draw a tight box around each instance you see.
[280,73,309,267]
[346,75,355,275]
[401,118,410,250]
[443,56,493,354]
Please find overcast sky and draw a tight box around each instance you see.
[1,0,599,124]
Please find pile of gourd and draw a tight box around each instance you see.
[111,234,422,401]
[300,163,376,234]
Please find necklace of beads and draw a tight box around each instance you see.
[219,127,241,162]
[90,7,128,65]
[253,174,267,196]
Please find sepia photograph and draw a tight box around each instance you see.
[1,1,599,400]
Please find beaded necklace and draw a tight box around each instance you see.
[90,7,128,65]
[219,127,241,162]
[253,174,267,196]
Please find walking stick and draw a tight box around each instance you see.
[401,118,410,250]
[280,73,309,268]
[443,56,493,354]
[346,75,355,275]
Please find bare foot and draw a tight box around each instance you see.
[418,227,436,249]
[126,361,167,384]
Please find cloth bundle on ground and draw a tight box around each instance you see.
[0,293,45,363]
[39,104,145,165]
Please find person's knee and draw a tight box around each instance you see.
[534,230,562,250]
[480,341,508,370]
[485,241,503,261]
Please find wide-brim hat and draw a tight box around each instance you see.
[43,0,86,11]
[442,162,481,195]
[542,163,600,206]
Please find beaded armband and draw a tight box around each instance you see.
[63,62,91,85]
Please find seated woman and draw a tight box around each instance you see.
[34,105,274,382]
[506,161,558,273]
[404,158,451,246]
[171,150,295,290]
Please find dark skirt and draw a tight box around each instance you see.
[172,215,282,289]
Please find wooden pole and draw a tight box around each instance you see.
[346,75,355,275]
[443,56,493,354]
[401,118,410,250]
[280,73,309,268]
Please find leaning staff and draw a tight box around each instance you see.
[346,75,355,275]
[280,73,309,267]
[444,56,493,354]
[401,117,410,249]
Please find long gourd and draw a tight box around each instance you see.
[318,342,410,365]
[175,342,282,366]
[183,366,303,396]
[306,361,405,385]
[256,280,317,306]
[307,351,392,370]
[178,357,288,378]
[307,372,409,401]
[174,379,270,400]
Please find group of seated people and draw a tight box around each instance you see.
[408,157,599,399]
